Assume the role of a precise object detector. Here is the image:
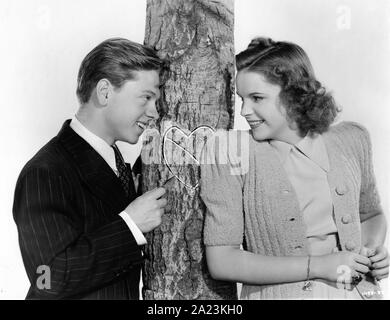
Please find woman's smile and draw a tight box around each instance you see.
[247,119,265,129]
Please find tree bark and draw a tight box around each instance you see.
[142,0,236,300]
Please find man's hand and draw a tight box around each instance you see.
[124,187,167,233]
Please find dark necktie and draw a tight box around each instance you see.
[112,144,136,200]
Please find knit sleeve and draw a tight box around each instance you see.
[348,122,383,222]
[200,130,246,246]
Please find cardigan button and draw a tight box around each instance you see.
[345,241,356,251]
[341,214,352,224]
[335,185,348,195]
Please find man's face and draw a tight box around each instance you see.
[104,70,160,144]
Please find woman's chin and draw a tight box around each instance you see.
[251,129,270,142]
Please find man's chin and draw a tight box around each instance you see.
[127,135,141,145]
[124,139,138,145]
[116,135,140,145]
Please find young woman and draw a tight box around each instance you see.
[200,37,388,299]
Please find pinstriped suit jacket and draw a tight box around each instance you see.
[13,120,144,299]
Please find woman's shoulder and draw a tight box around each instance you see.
[325,121,372,155]
[207,129,270,147]
[202,129,248,165]
[327,121,370,138]
[207,128,252,140]
[201,129,269,175]
[203,129,268,158]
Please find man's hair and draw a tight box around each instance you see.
[236,37,340,136]
[76,38,163,104]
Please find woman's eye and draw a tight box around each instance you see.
[253,96,263,102]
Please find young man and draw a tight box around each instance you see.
[13,38,167,299]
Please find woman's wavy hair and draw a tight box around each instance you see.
[236,37,340,136]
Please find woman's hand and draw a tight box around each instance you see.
[313,251,371,284]
[369,245,389,281]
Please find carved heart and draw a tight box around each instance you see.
[162,125,215,190]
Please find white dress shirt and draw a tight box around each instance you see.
[70,116,147,245]
[270,134,338,248]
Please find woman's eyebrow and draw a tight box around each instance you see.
[249,92,265,95]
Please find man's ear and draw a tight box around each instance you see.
[96,79,111,106]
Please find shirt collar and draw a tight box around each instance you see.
[269,133,330,172]
[69,116,118,173]
[269,139,292,164]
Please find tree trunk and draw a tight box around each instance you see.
[142,0,236,300]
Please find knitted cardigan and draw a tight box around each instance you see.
[200,122,383,300]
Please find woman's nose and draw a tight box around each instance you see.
[240,101,252,117]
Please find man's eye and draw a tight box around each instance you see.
[253,96,263,102]
[141,96,152,103]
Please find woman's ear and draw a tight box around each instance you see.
[278,98,299,131]
[96,79,111,106]
[277,96,289,117]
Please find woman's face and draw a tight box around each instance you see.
[236,70,301,144]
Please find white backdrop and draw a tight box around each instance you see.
[0,0,389,299]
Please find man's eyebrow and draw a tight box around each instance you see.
[142,90,158,96]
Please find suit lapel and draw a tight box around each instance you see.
[57,120,129,212]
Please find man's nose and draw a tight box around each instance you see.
[146,101,159,120]
[240,101,252,117]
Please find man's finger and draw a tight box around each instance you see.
[156,198,168,208]
[163,175,176,187]
[146,187,166,199]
